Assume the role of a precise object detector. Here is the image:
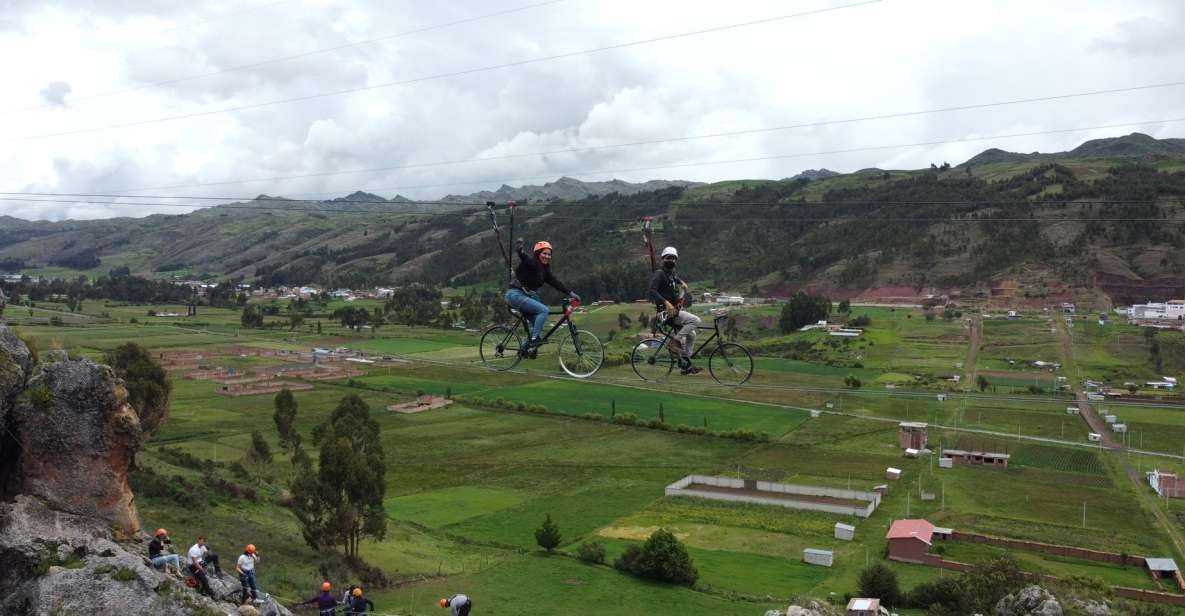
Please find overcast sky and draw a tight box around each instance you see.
[2,0,1184,220]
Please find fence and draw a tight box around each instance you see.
[950,531,1146,567]
[665,475,880,518]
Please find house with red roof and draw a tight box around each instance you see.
[885,519,943,563]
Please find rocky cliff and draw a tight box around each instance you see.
[0,320,292,616]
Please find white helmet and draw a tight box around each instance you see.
[660,246,678,259]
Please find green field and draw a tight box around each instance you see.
[11,294,1185,614]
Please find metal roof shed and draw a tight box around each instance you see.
[1147,558,1179,573]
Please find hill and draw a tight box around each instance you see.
[961,132,1185,167]
[3,135,1185,304]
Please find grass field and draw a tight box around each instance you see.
[12,295,1185,614]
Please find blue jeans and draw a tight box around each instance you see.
[506,288,548,342]
[151,554,181,570]
[240,569,258,603]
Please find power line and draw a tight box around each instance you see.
[94,79,1185,193]
[7,196,1184,224]
[92,116,1185,198]
[0,0,568,115]
[7,0,881,142]
[0,192,1177,208]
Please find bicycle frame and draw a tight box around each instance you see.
[498,299,583,353]
[649,313,727,359]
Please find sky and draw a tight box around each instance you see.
[1,0,1184,220]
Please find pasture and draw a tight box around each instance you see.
[10,295,1185,613]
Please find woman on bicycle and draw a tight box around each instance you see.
[506,238,579,353]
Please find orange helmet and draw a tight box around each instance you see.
[533,241,552,253]
[353,588,363,597]
[154,528,168,538]
[440,598,449,608]
[245,544,256,554]
[321,582,332,592]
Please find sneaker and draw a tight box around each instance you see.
[679,358,701,375]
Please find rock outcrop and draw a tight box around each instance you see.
[0,320,292,615]
[11,355,142,534]
[996,585,1064,616]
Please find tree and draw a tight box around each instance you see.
[779,291,832,333]
[104,343,172,442]
[273,388,300,453]
[289,394,387,558]
[629,529,697,586]
[316,320,323,334]
[247,431,273,465]
[241,304,265,328]
[957,556,1024,614]
[617,313,632,330]
[977,375,989,392]
[838,299,851,313]
[845,375,862,388]
[535,514,562,552]
[857,563,902,607]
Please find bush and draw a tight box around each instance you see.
[627,529,698,586]
[576,541,607,564]
[112,567,138,582]
[850,315,871,327]
[858,563,902,607]
[612,413,639,426]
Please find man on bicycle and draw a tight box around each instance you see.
[650,246,701,375]
[506,238,579,356]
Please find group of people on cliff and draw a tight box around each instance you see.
[147,528,472,614]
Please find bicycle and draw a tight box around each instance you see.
[479,298,605,378]
[630,309,753,386]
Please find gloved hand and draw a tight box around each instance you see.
[569,292,581,302]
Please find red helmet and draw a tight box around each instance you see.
[154,528,168,538]
[321,582,332,592]
[439,598,449,608]
[245,544,256,554]
[533,241,552,253]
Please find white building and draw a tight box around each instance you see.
[717,295,744,305]
[1131,300,1185,321]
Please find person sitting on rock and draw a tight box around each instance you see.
[187,536,216,597]
[148,528,183,577]
[344,586,375,615]
[191,536,222,575]
[297,581,340,616]
[236,543,260,605]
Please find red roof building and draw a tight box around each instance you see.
[886,519,935,563]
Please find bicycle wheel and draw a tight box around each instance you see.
[479,325,523,371]
[558,329,604,378]
[708,342,753,386]
[631,338,675,382]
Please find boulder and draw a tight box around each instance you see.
[996,585,1064,616]
[10,357,142,534]
[0,496,293,616]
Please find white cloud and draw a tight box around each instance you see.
[2,0,1185,220]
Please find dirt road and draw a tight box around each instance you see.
[964,316,981,388]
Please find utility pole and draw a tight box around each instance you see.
[941,481,945,510]
[1082,502,1086,528]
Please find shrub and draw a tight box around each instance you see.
[850,315,871,327]
[112,567,138,582]
[858,563,902,607]
[582,413,604,422]
[628,529,697,586]
[612,413,639,426]
[576,541,606,564]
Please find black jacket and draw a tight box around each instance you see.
[512,248,570,295]
[346,596,376,614]
[649,268,683,308]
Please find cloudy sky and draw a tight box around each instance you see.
[2,0,1184,220]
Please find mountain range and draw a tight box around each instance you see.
[3,133,1185,304]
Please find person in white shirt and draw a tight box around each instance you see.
[186,536,214,597]
[236,544,260,605]
[440,593,472,616]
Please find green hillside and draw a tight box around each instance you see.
[4,134,1185,304]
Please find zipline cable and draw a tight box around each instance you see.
[7,0,882,142]
[58,83,1185,194]
[0,0,569,115]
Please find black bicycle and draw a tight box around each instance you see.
[479,298,604,378]
[630,311,753,386]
